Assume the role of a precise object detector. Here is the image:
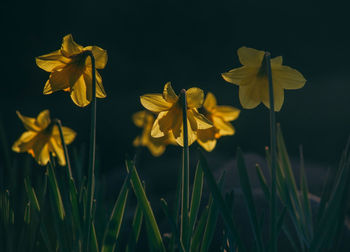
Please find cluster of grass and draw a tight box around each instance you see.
[1,35,350,252]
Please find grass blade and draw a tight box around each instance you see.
[24,177,40,212]
[47,162,65,220]
[236,148,264,252]
[126,202,143,252]
[198,150,245,252]
[125,160,165,252]
[101,172,130,252]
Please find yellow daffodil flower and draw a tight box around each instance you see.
[221,46,306,111]
[140,82,213,146]
[197,92,240,151]
[12,110,76,166]
[132,110,177,156]
[36,34,108,107]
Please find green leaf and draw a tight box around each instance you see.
[191,206,209,252]
[236,148,264,252]
[47,162,65,220]
[126,202,143,252]
[125,160,166,252]
[188,161,204,240]
[198,150,245,252]
[101,173,130,252]
[24,177,40,212]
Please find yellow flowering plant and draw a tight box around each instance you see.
[132,110,177,156]
[36,34,108,107]
[221,46,306,111]
[12,110,76,166]
[197,92,240,151]
[140,82,213,146]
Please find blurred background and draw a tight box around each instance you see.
[1,0,349,178]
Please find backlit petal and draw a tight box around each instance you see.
[36,50,70,72]
[95,71,107,98]
[237,47,265,66]
[238,77,265,109]
[272,65,306,90]
[163,82,178,103]
[203,92,217,111]
[84,46,108,69]
[221,66,257,86]
[212,116,235,136]
[31,134,51,166]
[12,131,37,152]
[261,84,284,112]
[186,87,204,109]
[141,94,173,113]
[36,110,51,129]
[197,128,217,152]
[49,137,65,166]
[61,34,83,57]
[147,140,166,157]
[70,74,91,107]
[271,56,283,66]
[212,106,240,121]
[157,106,181,135]
[61,126,76,145]
[132,111,154,128]
[16,111,41,132]
[151,111,167,137]
[191,109,213,129]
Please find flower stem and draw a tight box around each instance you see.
[86,51,96,252]
[265,52,277,252]
[180,89,189,249]
[53,119,73,180]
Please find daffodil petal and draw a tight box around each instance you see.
[238,77,265,109]
[132,111,154,127]
[163,82,178,103]
[36,50,70,72]
[51,125,76,145]
[261,84,284,112]
[237,47,265,66]
[70,74,91,107]
[191,109,213,129]
[12,131,37,152]
[174,118,197,147]
[197,128,217,152]
[271,56,283,66]
[95,71,107,98]
[140,94,173,113]
[61,34,83,57]
[32,135,51,166]
[221,66,257,86]
[16,111,41,132]
[212,116,235,136]
[49,138,66,166]
[84,46,108,69]
[186,87,204,109]
[212,106,240,121]
[157,106,180,134]
[203,92,217,111]
[36,110,51,129]
[147,140,166,157]
[151,111,167,137]
[273,65,306,90]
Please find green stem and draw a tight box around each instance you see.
[180,89,189,249]
[53,119,73,180]
[86,51,96,252]
[265,52,277,252]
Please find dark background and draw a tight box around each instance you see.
[1,0,350,174]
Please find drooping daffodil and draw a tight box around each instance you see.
[132,110,177,156]
[12,110,76,166]
[221,46,306,111]
[197,92,240,151]
[140,82,213,146]
[36,34,108,107]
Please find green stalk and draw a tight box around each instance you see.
[86,51,97,252]
[265,52,277,252]
[180,89,189,249]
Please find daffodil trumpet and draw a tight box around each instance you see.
[265,52,278,252]
[180,89,190,248]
